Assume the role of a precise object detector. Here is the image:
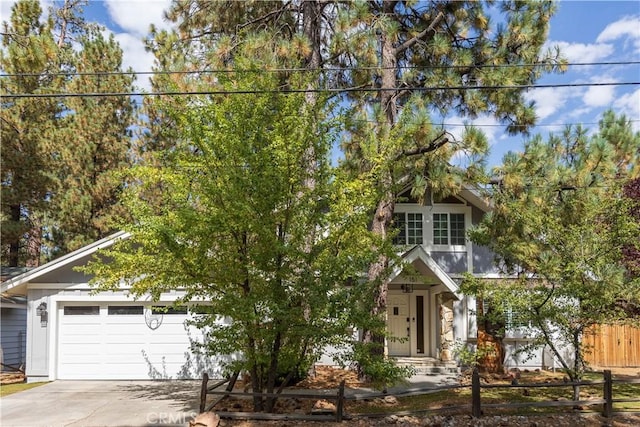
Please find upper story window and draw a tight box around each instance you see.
[393,212,423,245]
[433,213,466,245]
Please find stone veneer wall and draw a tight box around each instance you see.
[439,297,455,361]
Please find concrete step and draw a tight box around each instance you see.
[393,357,460,375]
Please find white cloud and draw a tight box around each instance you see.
[613,89,640,131]
[597,15,640,53]
[111,32,156,90]
[525,86,575,121]
[0,1,17,22]
[549,41,614,63]
[102,1,173,90]
[469,115,500,145]
[104,0,172,37]
[583,84,615,107]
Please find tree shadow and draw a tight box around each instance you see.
[140,320,241,380]
[114,380,200,413]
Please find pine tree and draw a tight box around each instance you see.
[1,0,136,264]
[1,0,64,266]
[51,22,135,255]
[464,110,640,390]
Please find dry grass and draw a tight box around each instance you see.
[0,381,46,397]
[210,366,640,418]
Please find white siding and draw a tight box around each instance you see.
[0,308,26,368]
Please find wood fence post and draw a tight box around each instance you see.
[603,369,613,418]
[199,372,209,413]
[472,368,481,418]
[336,379,345,422]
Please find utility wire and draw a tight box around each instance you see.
[2,81,638,99]
[0,61,638,78]
[359,119,640,128]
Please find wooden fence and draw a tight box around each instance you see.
[584,324,640,367]
[199,369,640,422]
[200,372,346,422]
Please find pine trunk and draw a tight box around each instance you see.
[7,205,21,267]
[361,12,398,361]
[476,299,504,373]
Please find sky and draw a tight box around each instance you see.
[1,0,639,167]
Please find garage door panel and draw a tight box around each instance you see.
[104,334,147,344]
[148,344,191,355]
[58,304,212,380]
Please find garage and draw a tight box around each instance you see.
[1,232,227,382]
[58,303,206,380]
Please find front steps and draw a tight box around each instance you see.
[393,357,460,375]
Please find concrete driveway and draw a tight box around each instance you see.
[0,380,201,427]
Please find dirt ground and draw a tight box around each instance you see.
[211,366,640,427]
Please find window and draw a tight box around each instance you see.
[64,306,99,315]
[505,307,529,330]
[433,213,466,245]
[482,300,530,331]
[108,305,143,315]
[152,306,188,315]
[393,212,423,245]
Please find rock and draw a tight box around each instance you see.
[312,399,336,415]
[189,412,220,427]
[385,414,399,424]
[383,395,399,405]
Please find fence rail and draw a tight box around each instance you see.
[199,369,639,422]
[200,373,346,422]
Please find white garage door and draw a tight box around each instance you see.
[58,304,213,380]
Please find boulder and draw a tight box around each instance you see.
[189,412,220,427]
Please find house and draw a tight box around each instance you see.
[0,233,225,382]
[1,293,27,371]
[382,185,562,371]
[0,185,559,382]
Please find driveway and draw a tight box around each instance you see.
[0,380,201,427]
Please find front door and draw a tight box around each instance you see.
[387,294,411,356]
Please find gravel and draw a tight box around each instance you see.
[221,412,640,426]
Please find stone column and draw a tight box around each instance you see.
[439,296,455,361]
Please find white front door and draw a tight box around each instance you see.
[387,294,411,356]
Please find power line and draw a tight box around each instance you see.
[377,119,640,128]
[2,81,638,99]
[0,61,638,78]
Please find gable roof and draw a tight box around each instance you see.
[459,184,491,212]
[0,231,130,295]
[389,245,460,298]
[396,179,491,212]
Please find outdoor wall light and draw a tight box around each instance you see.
[36,302,48,326]
[401,284,414,293]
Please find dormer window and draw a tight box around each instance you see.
[393,212,423,245]
[433,213,466,245]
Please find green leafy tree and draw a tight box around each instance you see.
[464,111,640,397]
[142,0,565,373]
[84,46,389,411]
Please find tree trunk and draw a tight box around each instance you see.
[360,3,400,364]
[476,299,505,374]
[264,329,282,412]
[8,205,21,267]
[250,361,263,412]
